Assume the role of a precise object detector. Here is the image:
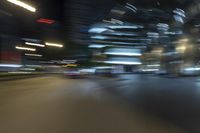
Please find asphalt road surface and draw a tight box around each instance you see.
[0,75,197,133]
[97,74,200,133]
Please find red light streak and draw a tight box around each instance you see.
[37,18,55,24]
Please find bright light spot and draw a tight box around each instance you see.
[147,64,160,67]
[184,67,200,71]
[0,64,22,68]
[45,42,63,48]
[147,32,159,38]
[142,69,159,72]
[173,8,186,18]
[176,46,186,53]
[88,44,111,48]
[79,69,96,73]
[25,53,42,57]
[16,46,36,51]
[107,25,143,29]
[174,15,184,23]
[7,0,36,12]
[25,42,45,47]
[104,61,142,65]
[104,52,142,56]
[91,36,107,40]
[105,48,142,56]
[157,23,169,31]
[93,66,115,69]
[89,28,108,33]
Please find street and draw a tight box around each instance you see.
[98,74,200,133]
[1,0,200,133]
[0,75,199,133]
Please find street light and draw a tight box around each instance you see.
[15,46,36,51]
[45,42,63,48]
[7,0,36,12]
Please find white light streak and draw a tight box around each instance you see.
[7,0,36,12]
[104,52,142,56]
[91,35,150,41]
[16,46,36,51]
[104,61,142,65]
[88,44,111,48]
[147,64,160,67]
[125,6,137,13]
[88,28,108,33]
[142,69,159,72]
[93,66,115,69]
[126,3,137,10]
[25,53,42,57]
[25,42,45,47]
[0,64,22,68]
[107,25,143,29]
[45,42,63,48]
[184,68,200,71]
